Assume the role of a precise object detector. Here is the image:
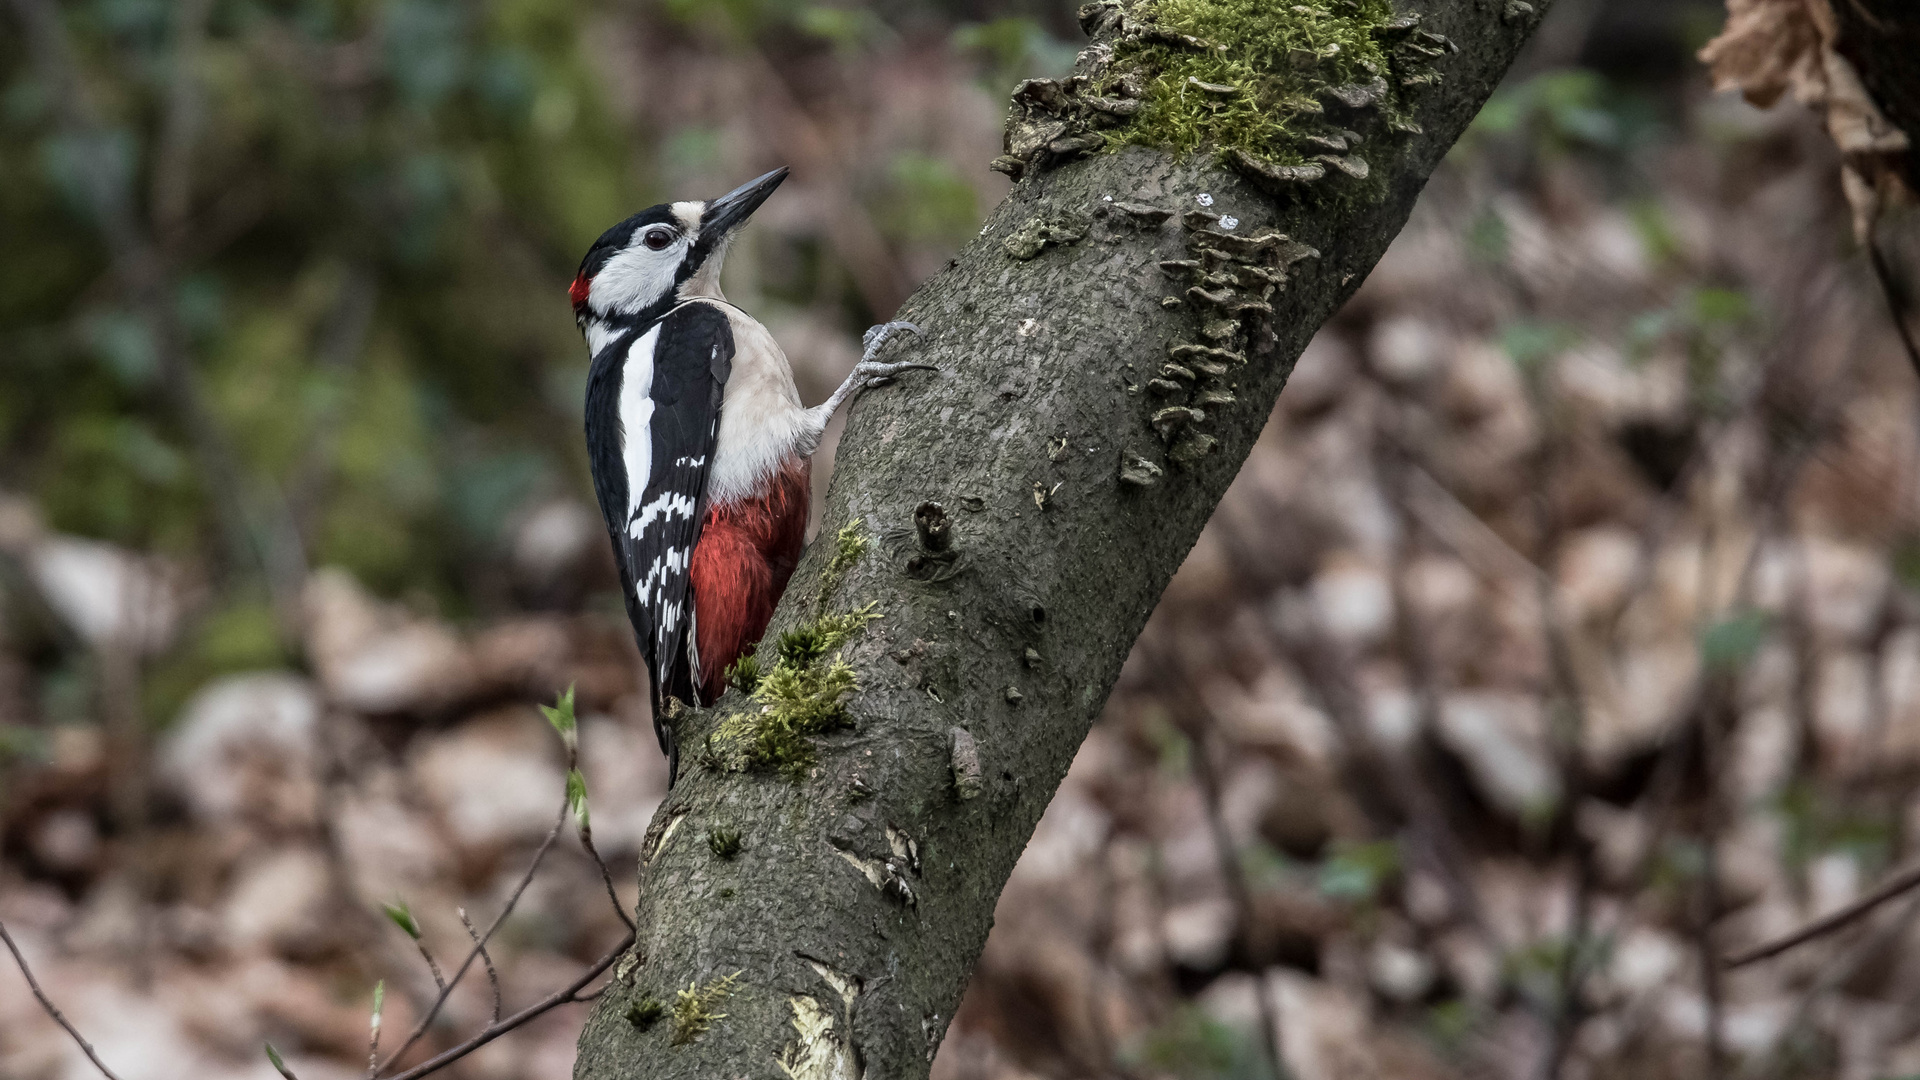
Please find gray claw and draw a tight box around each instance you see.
[861,320,921,362]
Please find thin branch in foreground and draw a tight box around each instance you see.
[374,803,567,1075]
[380,927,635,1080]
[0,919,126,1080]
[1723,861,1920,968]
[578,828,637,934]
[458,908,502,1025]
[382,900,447,995]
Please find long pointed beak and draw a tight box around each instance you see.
[701,167,789,239]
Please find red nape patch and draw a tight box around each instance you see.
[569,272,592,312]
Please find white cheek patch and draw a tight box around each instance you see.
[593,242,685,315]
[618,326,660,525]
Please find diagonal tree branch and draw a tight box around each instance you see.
[571,2,1556,1077]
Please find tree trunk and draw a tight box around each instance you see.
[573,2,1550,1076]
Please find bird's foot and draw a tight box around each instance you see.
[852,321,933,390]
[861,320,920,361]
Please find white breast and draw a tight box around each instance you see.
[708,305,809,506]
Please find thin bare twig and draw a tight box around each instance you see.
[457,908,503,1025]
[0,920,126,1080]
[579,830,637,934]
[379,927,635,1080]
[413,939,447,997]
[374,802,567,1075]
[1724,860,1920,968]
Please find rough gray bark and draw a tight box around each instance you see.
[573,3,1549,1077]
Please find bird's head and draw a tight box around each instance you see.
[570,166,789,326]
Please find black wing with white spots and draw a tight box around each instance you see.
[582,301,733,754]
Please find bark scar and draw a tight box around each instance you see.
[829,825,920,905]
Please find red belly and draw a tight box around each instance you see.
[689,457,811,702]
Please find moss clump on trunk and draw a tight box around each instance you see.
[669,972,741,1046]
[996,0,1454,202]
[706,604,882,777]
[1102,0,1402,166]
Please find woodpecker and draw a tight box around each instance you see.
[573,167,925,782]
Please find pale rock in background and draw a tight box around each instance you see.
[1813,649,1875,767]
[1311,551,1395,651]
[1586,639,1698,768]
[1554,343,1686,427]
[304,568,476,714]
[334,780,451,905]
[221,847,338,958]
[1437,691,1560,820]
[160,672,321,825]
[1270,971,1379,1080]
[1801,536,1891,645]
[1606,925,1686,1000]
[1367,315,1446,385]
[1161,898,1235,970]
[411,707,566,851]
[1368,938,1436,1003]
[1879,627,1920,766]
[578,711,669,856]
[28,536,181,654]
[510,498,599,588]
[1727,703,1799,805]
[1807,852,1863,920]
[1212,664,1337,769]
[1557,526,1643,624]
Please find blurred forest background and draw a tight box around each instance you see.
[5,0,1920,1077]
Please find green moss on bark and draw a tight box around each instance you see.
[669,972,741,1046]
[1102,0,1401,166]
[706,603,883,777]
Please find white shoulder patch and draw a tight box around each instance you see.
[619,325,661,526]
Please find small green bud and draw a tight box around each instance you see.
[382,900,421,940]
[540,683,579,756]
[567,768,590,834]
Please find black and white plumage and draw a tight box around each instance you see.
[573,167,931,783]
[582,302,732,711]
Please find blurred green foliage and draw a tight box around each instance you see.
[1128,1006,1277,1080]
[1316,837,1399,902]
[1698,610,1771,673]
[1461,68,1663,159]
[953,15,1077,92]
[1,0,643,618]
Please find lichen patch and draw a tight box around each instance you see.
[1003,215,1090,260]
[777,995,862,1080]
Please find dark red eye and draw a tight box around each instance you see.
[643,228,674,251]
